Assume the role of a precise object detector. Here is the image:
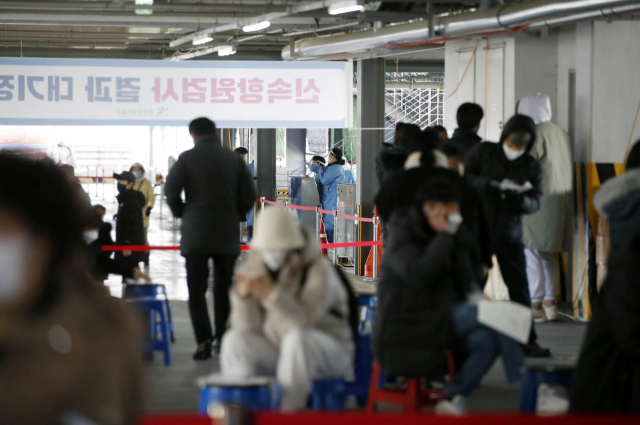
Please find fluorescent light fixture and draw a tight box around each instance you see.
[193,34,214,45]
[242,21,271,32]
[218,46,237,56]
[135,0,153,14]
[328,0,364,15]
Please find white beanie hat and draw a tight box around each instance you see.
[250,206,305,251]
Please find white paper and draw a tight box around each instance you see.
[477,300,532,344]
[500,179,533,194]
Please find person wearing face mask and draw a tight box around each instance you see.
[85,209,150,285]
[375,178,523,415]
[316,148,347,243]
[113,171,146,277]
[234,147,256,241]
[0,153,143,424]
[517,94,573,323]
[308,155,326,201]
[129,163,155,268]
[464,115,549,358]
[220,207,354,411]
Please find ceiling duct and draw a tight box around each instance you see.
[283,0,639,60]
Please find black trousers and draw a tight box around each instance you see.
[494,241,537,344]
[185,255,237,344]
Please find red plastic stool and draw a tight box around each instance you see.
[366,351,456,413]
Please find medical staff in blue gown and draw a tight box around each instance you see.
[309,155,326,202]
[235,147,255,240]
[317,148,346,243]
[343,162,356,184]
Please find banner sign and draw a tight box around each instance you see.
[0,58,353,128]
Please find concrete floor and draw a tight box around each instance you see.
[95,196,588,414]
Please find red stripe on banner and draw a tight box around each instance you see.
[102,241,382,252]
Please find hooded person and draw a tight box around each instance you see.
[593,140,640,250]
[129,162,156,266]
[220,207,353,411]
[375,177,524,415]
[464,115,550,357]
[316,147,346,243]
[517,94,573,323]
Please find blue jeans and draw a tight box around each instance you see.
[446,302,524,399]
[326,229,334,244]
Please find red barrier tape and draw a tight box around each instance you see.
[102,241,382,252]
[139,414,640,425]
[260,200,375,222]
[262,199,281,206]
[336,212,374,223]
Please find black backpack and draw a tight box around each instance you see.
[301,263,360,344]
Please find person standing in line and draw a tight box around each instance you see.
[113,171,146,277]
[464,115,550,357]
[130,162,156,268]
[517,94,573,323]
[234,147,256,241]
[316,148,346,243]
[444,103,484,161]
[165,118,256,360]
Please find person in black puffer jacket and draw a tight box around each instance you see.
[374,177,524,414]
[464,114,549,357]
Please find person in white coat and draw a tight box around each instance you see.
[518,94,573,322]
[220,207,354,411]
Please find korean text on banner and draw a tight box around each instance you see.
[0,58,353,128]
[477,300,533,344]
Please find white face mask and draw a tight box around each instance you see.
[83,230,99,245]
[0,236,28,303]
[503,144,526,161]
[132,170,142,179]
[446,213,464,235]
[260,250,289,272]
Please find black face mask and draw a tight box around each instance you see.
[117,183,129,194]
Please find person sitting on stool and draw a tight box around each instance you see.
[221,207,354,411]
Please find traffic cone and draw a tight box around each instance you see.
[319,216,328,258]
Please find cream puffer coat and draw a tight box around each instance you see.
[230,227,352,347]
[130,163,156,228]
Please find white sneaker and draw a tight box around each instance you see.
[435,395,466,416]
[532,307,547,323]
[543,304,559,322]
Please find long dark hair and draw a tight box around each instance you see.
[0,153,90,313]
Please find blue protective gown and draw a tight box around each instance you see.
[343,168,356,184]
[246,162,255,226]
[317,163,345,230]
[310,164,325,201]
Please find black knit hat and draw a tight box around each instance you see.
[416,177,462,205]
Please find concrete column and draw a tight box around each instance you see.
[257,129,277,202]
[286,129,306,173]
[220,128,235,150]
[356,58,385,274]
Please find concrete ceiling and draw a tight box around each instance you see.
[0,0,474,64]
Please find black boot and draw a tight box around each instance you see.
[193,340,213,360]
[523,342,551,358]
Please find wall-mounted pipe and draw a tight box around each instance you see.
[528,2,640,28]
[282,0,639,60]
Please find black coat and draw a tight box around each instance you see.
[444,128,482,161]
[165,135,256,257]
[464,118,542,246]
[375,167,492,266]
[373,207,482,378]
[571,234,640,412]
[375,143,408,186]
[115,189,145,246]
[89,222,135,281]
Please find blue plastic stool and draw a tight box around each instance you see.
[126,297,171,365]
[311,378,347,411]
[197,376,273,415]
[345,294,377,407]
[123,284,175,343]
[519,364,574,412]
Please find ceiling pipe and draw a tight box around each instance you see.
[528,2,640,28]
[282,0,639,60]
